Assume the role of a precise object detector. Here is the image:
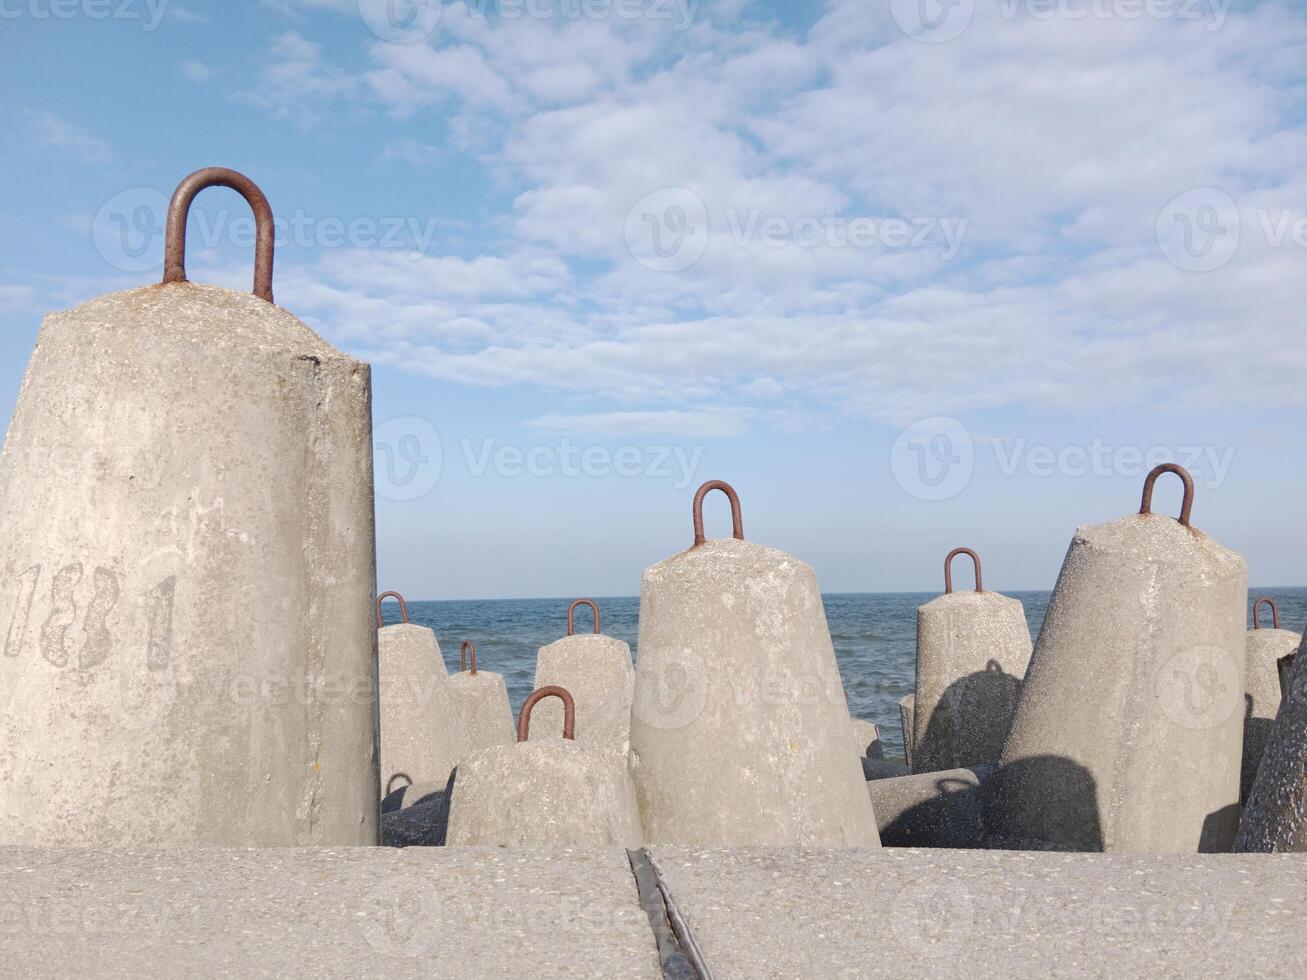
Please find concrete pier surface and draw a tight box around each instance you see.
[2,846,1305,978]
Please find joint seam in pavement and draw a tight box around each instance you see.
[627,848,712,980]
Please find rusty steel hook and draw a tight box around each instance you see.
[1139,463,1194,528]
[944,548,984,594]
[517,685,576,742]
[692,480,745,547]
[162,167,275,304]
[1253,597,1281,631]
[376,591,409,628]
[460,640,477,676]
[568,598,601,636]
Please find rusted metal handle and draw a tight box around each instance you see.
[692,480,744,547]
[517,685,576,742]
[944,547,983,594]
[1139,463,1194,528]
[162,167,275,304]
[568,598,600,636]
[460,641,477,675]
[376,591,409,628]
[1253,597,1280,631]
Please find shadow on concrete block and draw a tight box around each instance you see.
[982,755,1105,852]
[914,661,1021,774]
[381,771,456,847]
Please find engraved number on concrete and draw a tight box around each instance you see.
[146,576,176,671]
[40,563,83,668]
[3,564,41,659]
[79,567,121,669]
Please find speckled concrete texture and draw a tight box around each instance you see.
[913,591,1031,773]
[867,765,990,848]
[0,283,378,846]
[649,846,1307,979]
[630,538,879,847]
[448,669,515,754]
[531,633,634,766]
[850,717,882,759]
[379,623,468,791]
[988,513,1246,853]
[447,740,643,847]
[0,847,661,978]
[1241,627,1300,802]
[1236,633,1307,852]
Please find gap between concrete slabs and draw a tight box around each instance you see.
[627,847,713,980]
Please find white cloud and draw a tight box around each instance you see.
[526,408,752,437]
[27,112,112,164]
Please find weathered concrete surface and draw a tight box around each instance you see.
[630,538,879,847]
[1236,633,1307,852]
[381,780,453,847]
[1242,627,1300,803]
[447,740,643,847]
[648,846,1307,979]
[850,716,883,759]
[447,670,514,754]
[531,634,634,765]
[0,847,661,978]
[867,765,991,848]
[862,758,910,780]
[913,591,1030,773]
[379,624,469,791]
[988,514,1246,853]
[0,284,378,846]
[899,693,915,772]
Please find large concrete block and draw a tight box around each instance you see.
[530,599,634,767]
[1235,632,1307,852]
[447,687,643,847]
[867,765,991,847]
[378,610,469,792]
[912,549,1031,773]
[986,465,1246,853]
[446,640,514,754]
[0,169,377,846]
[629,481,879,847]
[1241,598,1300,804]
[850,716,884,759]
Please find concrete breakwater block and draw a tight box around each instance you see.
[0,847,662,979]
[986,465,1246,853]
[912,549,1031,774]
[850,716,884,759]
[1241,599,1300,804]
[1236,632,1307,852]
[377,598,470,793]
[0,170,377,846]
[630,482,879,847]
[647,846,1307,978]
[867,765,992,848]
[899,694,915,772]
[447,641,515,754]
[862,758,910,780]
[530,599,635,766]
[447,687,643,847]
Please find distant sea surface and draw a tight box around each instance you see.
[400,587,1307,761]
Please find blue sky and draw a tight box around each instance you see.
[2,0,1305,600]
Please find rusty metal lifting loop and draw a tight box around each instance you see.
[568,598,601,636]
[1139,463,1194,528]
[460,640,478,676]
[692,480,745,547]
[1253,597,1281,631]
[517,685,576,742]
[944,548,984,594]
[162,167,275,304]
[376,591,409,628]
